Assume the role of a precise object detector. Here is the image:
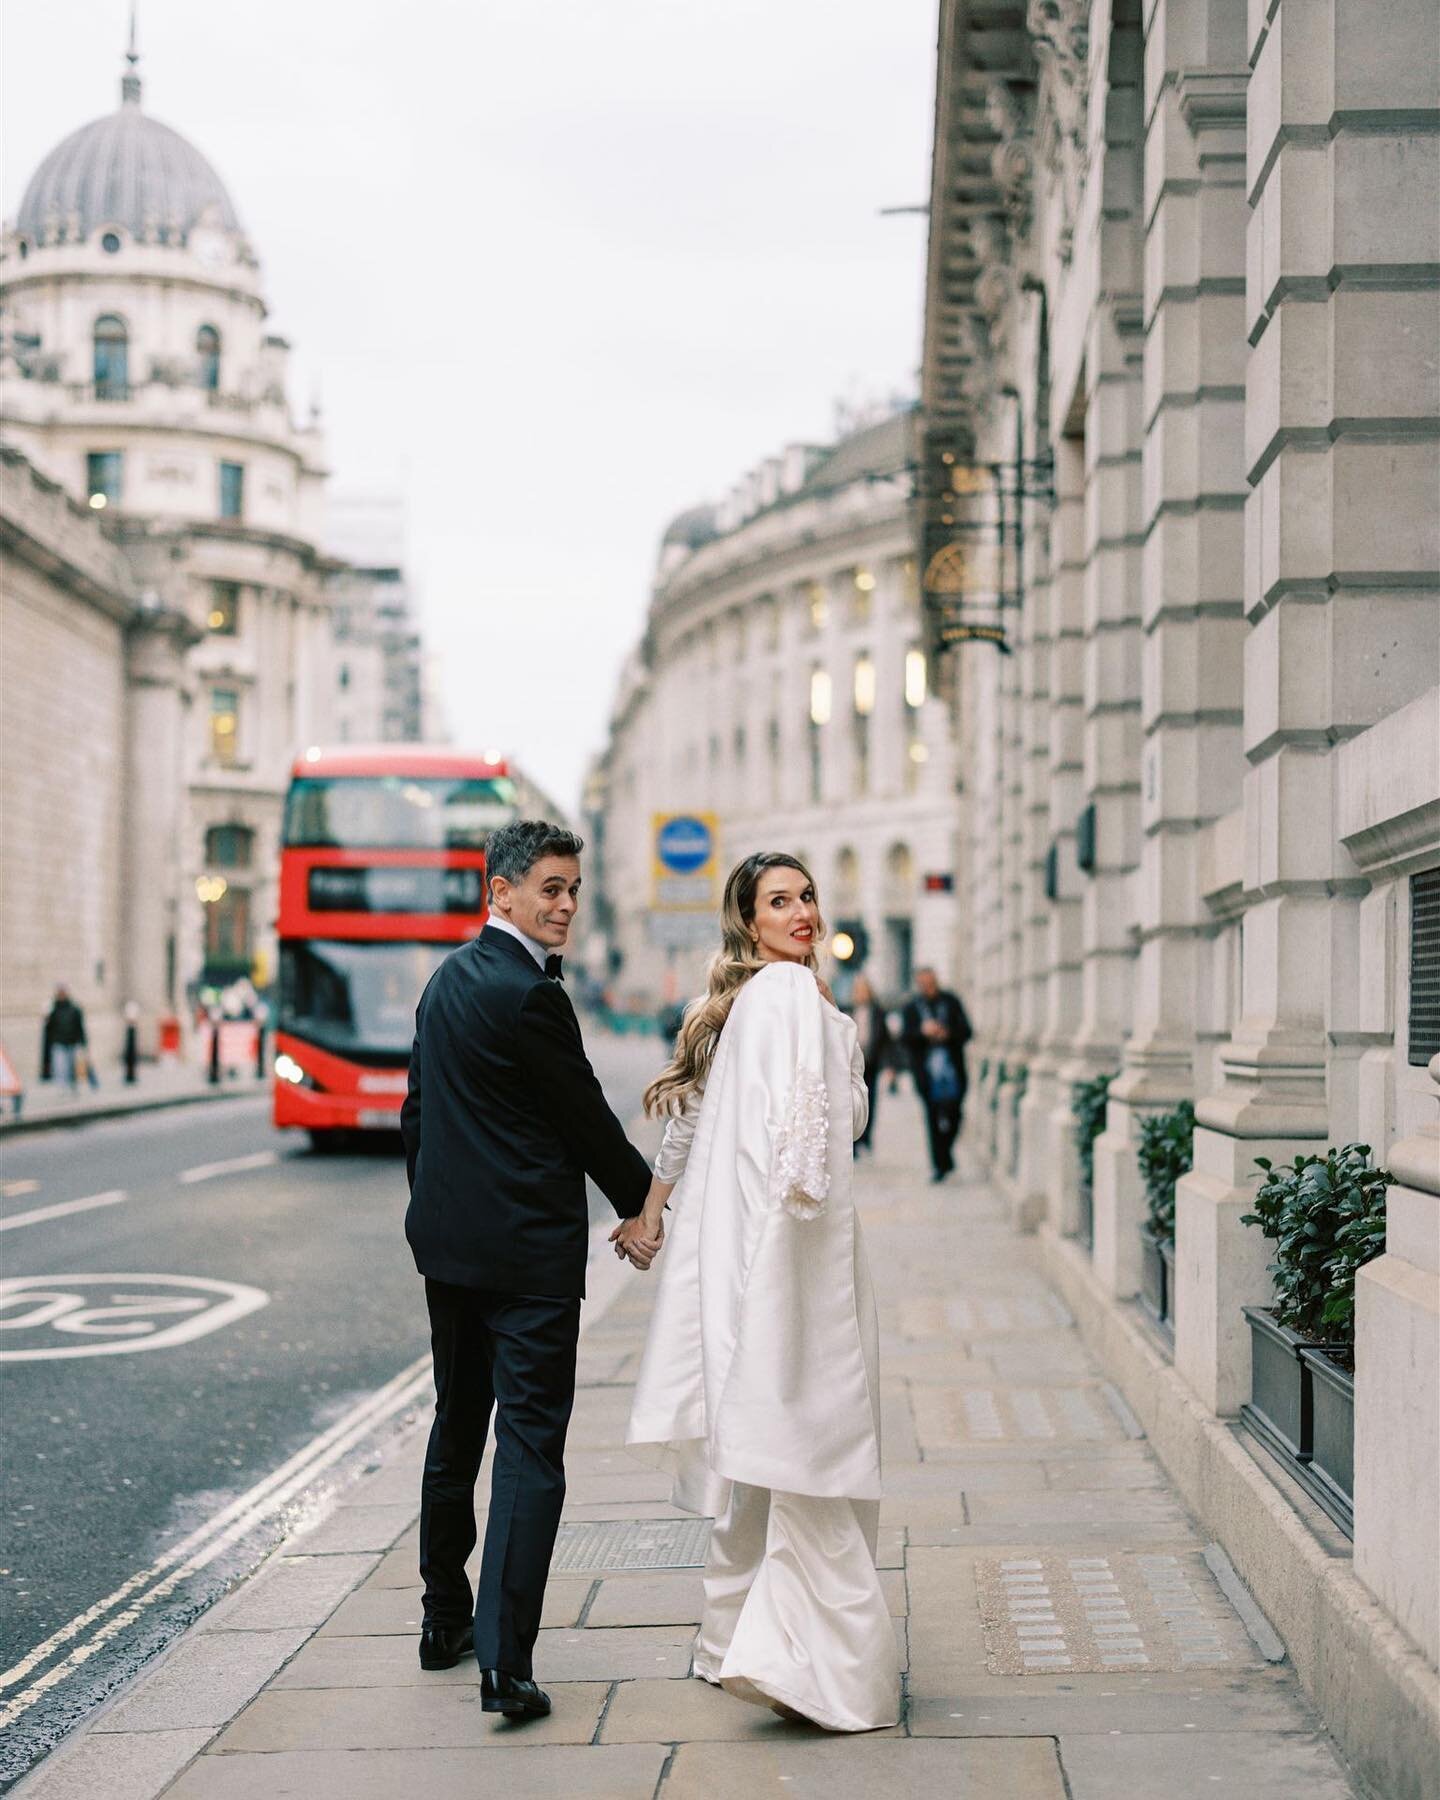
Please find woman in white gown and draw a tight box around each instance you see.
[619,852,901,1732]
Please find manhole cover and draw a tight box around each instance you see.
[551,1517,712,1573]
[975,1552,1258,1674]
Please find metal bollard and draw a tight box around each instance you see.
[208,1015,221,1085]
[123,1022,139,1085]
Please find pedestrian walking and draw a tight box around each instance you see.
[41,986,92,1090]
[900,967,972,1183]
[846,972,891,1155]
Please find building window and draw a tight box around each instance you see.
[204,884,252,978]
[905,647,927,709]
[852,567,876,622]
[808,721,823,805]
[338,663,350,690]
[809,667,832,726]
[905,721,928,794]
[93,315,128,398]
[196,324,221,391]
[210,688,240,765]
[86,451,123,510]
[207,582,239,635]
[852,655,876,717]
[100,231,122,254]
[219,461,245,519]
[1410,867,1440,1065]
[205,824,254,869]
[807,582,828,632]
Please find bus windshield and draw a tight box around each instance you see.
[282,775,517,850]
[279,940,453,1056]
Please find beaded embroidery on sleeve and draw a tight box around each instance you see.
[769,1066,830,1219]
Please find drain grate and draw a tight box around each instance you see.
[550,1517,712,1573]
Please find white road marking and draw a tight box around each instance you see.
[0,1191,126,1233]
[0,1274,269,1361]
[177,1151,278,1185]
[1,1179,41,1199]
[0,1350,435,1723]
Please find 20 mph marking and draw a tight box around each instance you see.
[0,1273,268,1361]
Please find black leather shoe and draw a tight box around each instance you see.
[480,1667,552,1717]
[418,1622,473,1670]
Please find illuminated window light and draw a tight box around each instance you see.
[89,492,107,509]
[908,741,930,764]
[854,569,876,593]
[905,649,927,709]
[809,668,832,726]
[853,657,876,717]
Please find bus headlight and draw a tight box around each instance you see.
[274,1052,314,1088]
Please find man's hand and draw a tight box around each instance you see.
[611,1213,664,1271]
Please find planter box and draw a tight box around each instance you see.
[1241,1309,1356,1539]
[1299,1347,1355,1536]
[1241,1306,1318,1464]
[1139,1228,1176,1345]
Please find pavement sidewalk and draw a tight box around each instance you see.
[0,1063,264,1136]
[16,1102,1363,1800]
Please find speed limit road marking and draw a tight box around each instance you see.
[0,1273,268,1360]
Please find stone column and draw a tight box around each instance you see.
[122,607,197,1040]
[1040,438,1089,1230]
[1092,0,1249,1300]
[1174,0,1440,1416]
[1354,1057,1440,1667]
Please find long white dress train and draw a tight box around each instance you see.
[627,962,900,1732]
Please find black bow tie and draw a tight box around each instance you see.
[544,955,564,981]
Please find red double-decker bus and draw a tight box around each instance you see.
[273,746,518,1142]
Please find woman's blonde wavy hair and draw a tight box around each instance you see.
[643,852,824,1119]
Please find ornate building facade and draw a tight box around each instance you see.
[915,2,1438,1792]
[589,408,962,1012]
[0,45,422,1071]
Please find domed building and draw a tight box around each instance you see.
[0,40,408,1074]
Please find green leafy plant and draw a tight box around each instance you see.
[1242,1144,1391,1343]
[1010,1063,1028,1114]
[1071,1072,1115,1198]
[1136,1102,1195,1245]
[989,1061,1007,1111]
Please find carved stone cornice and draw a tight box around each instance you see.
[1027,0,1091,264]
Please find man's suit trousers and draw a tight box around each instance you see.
[419,1278,580,1677]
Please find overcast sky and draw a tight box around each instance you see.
[3,0,936,811]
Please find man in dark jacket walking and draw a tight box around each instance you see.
[901,967,972,1182]
[41,986,89,1089]
[401,819,654,1719]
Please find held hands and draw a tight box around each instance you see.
[611,1212,663,1270]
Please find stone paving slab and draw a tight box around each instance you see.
[217,1553,379,1632]
[167,1744,669,1799]
[533,1623,696,1681]
[14,1729,215,1800]
[95,1627,310,1732]
[598,1676,905,1743]
[658,1736,1068,1799]
[212,1680,609,1750]
[585,1570,705,1626]
[282,1502,417,1556]
[907,1674,1320,1737]
[318,1577,586,1636]
[1056,1728,1361,1798]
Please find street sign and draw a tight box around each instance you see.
[651,812,719,910]
[924,872,954,893]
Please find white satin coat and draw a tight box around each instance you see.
[627,961,882,1504]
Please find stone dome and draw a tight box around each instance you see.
[15,66,241,248]
[660,504,719,551]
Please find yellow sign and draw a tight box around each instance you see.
[651,812,720,910]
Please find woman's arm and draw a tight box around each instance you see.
[850,1034,870,1141]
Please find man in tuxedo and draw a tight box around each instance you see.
[402,819,655,1718]
[900,967,972,1183]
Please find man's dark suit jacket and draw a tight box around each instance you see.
[402,926,650,1298]
[900,990,973,1098]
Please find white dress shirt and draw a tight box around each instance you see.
[486,914,551,972]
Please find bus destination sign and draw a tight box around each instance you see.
[307,866,485,915]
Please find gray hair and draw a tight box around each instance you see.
[485,818,584,895]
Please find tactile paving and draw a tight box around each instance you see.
[974,1551,1257,1675]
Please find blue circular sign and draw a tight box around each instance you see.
[656,815,713,875]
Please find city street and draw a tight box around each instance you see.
[0,1029,661,1786]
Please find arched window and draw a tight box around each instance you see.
[196,324,220,391]
[205,824,254,870]
[93,315,128,398]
